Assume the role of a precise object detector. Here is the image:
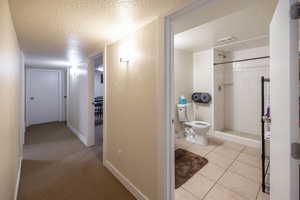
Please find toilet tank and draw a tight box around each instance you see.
[177,103,194,122]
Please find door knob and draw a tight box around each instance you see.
[30,97,34,100]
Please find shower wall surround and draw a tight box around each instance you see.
[174,46,269,138]
[214,46,270,136]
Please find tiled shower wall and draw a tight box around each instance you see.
[214,46,270,136]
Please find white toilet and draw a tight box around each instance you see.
[177,103,210,145]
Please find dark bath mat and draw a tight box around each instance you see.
[175,148,208,189]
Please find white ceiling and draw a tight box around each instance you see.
[9,0,191,67]
[215,36,269,52]
[174,0,277,52]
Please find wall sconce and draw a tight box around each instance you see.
[119,40,136,63]
[120,57,130,63]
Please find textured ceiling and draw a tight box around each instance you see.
[9,0,190,66]
[174,0,277,52]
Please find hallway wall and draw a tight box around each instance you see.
[106,18,165,200]
[68,64,90,146]
[0,0,24,199]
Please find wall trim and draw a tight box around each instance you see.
[14,157,22,200]
[67,123,88,146]
[103,160,149,200]
[164,1,231,199]
[102,48,108,164]
[213,131,260,148]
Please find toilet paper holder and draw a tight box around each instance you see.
[192,92,212,104]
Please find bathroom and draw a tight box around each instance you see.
[175,40,270,145]
[173,1,274,199]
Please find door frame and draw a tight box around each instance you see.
[269,0,299,199]
[87,52,105,150]
[164,0,298,200]
[164,1,221,199]
[25,67,67,127]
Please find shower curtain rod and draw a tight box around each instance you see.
[214,56,270,66]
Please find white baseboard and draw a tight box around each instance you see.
[67,123,88,146]
[14,157,22,200]
[104,160,149,200]
[213,131,260,148]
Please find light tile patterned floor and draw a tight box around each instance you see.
[175,137,269,200]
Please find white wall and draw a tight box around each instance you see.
[174,49,193,135]
[94,71,104,97]
[192,47,269,137]
[213,50,227,131]
[105,18,166,200]
[270,0,299,199]
[193,49,214,131]
[222,46,269,136]
[67,64,91,146]
[0,0,24,199]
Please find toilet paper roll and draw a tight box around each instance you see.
[192,93,211,103]
[199,93,211,103]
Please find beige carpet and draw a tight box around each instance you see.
[18,122,135,200]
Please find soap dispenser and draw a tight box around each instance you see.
[179,95,187,104]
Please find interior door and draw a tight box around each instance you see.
[26,69,61,126]
[270,0,299,199]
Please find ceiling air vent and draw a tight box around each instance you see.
[216,36,236,45]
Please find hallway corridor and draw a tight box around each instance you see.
[18,123,135,200]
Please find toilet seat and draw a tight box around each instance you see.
[184,121,210,129]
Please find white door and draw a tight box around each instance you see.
[270,0,299,199]
[61,69,67,121]
[26,69,61,126]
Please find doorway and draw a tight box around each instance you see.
[91,53,105,155]
[25,67,67,126]
[165,0,299,200]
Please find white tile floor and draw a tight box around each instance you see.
[175,137,269,200]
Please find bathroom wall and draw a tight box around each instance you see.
[178,46,269,137]
[193,49,214,131]
[220,46,270,136]
[174,49,193,134]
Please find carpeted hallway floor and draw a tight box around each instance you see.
[18,122,135,200]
